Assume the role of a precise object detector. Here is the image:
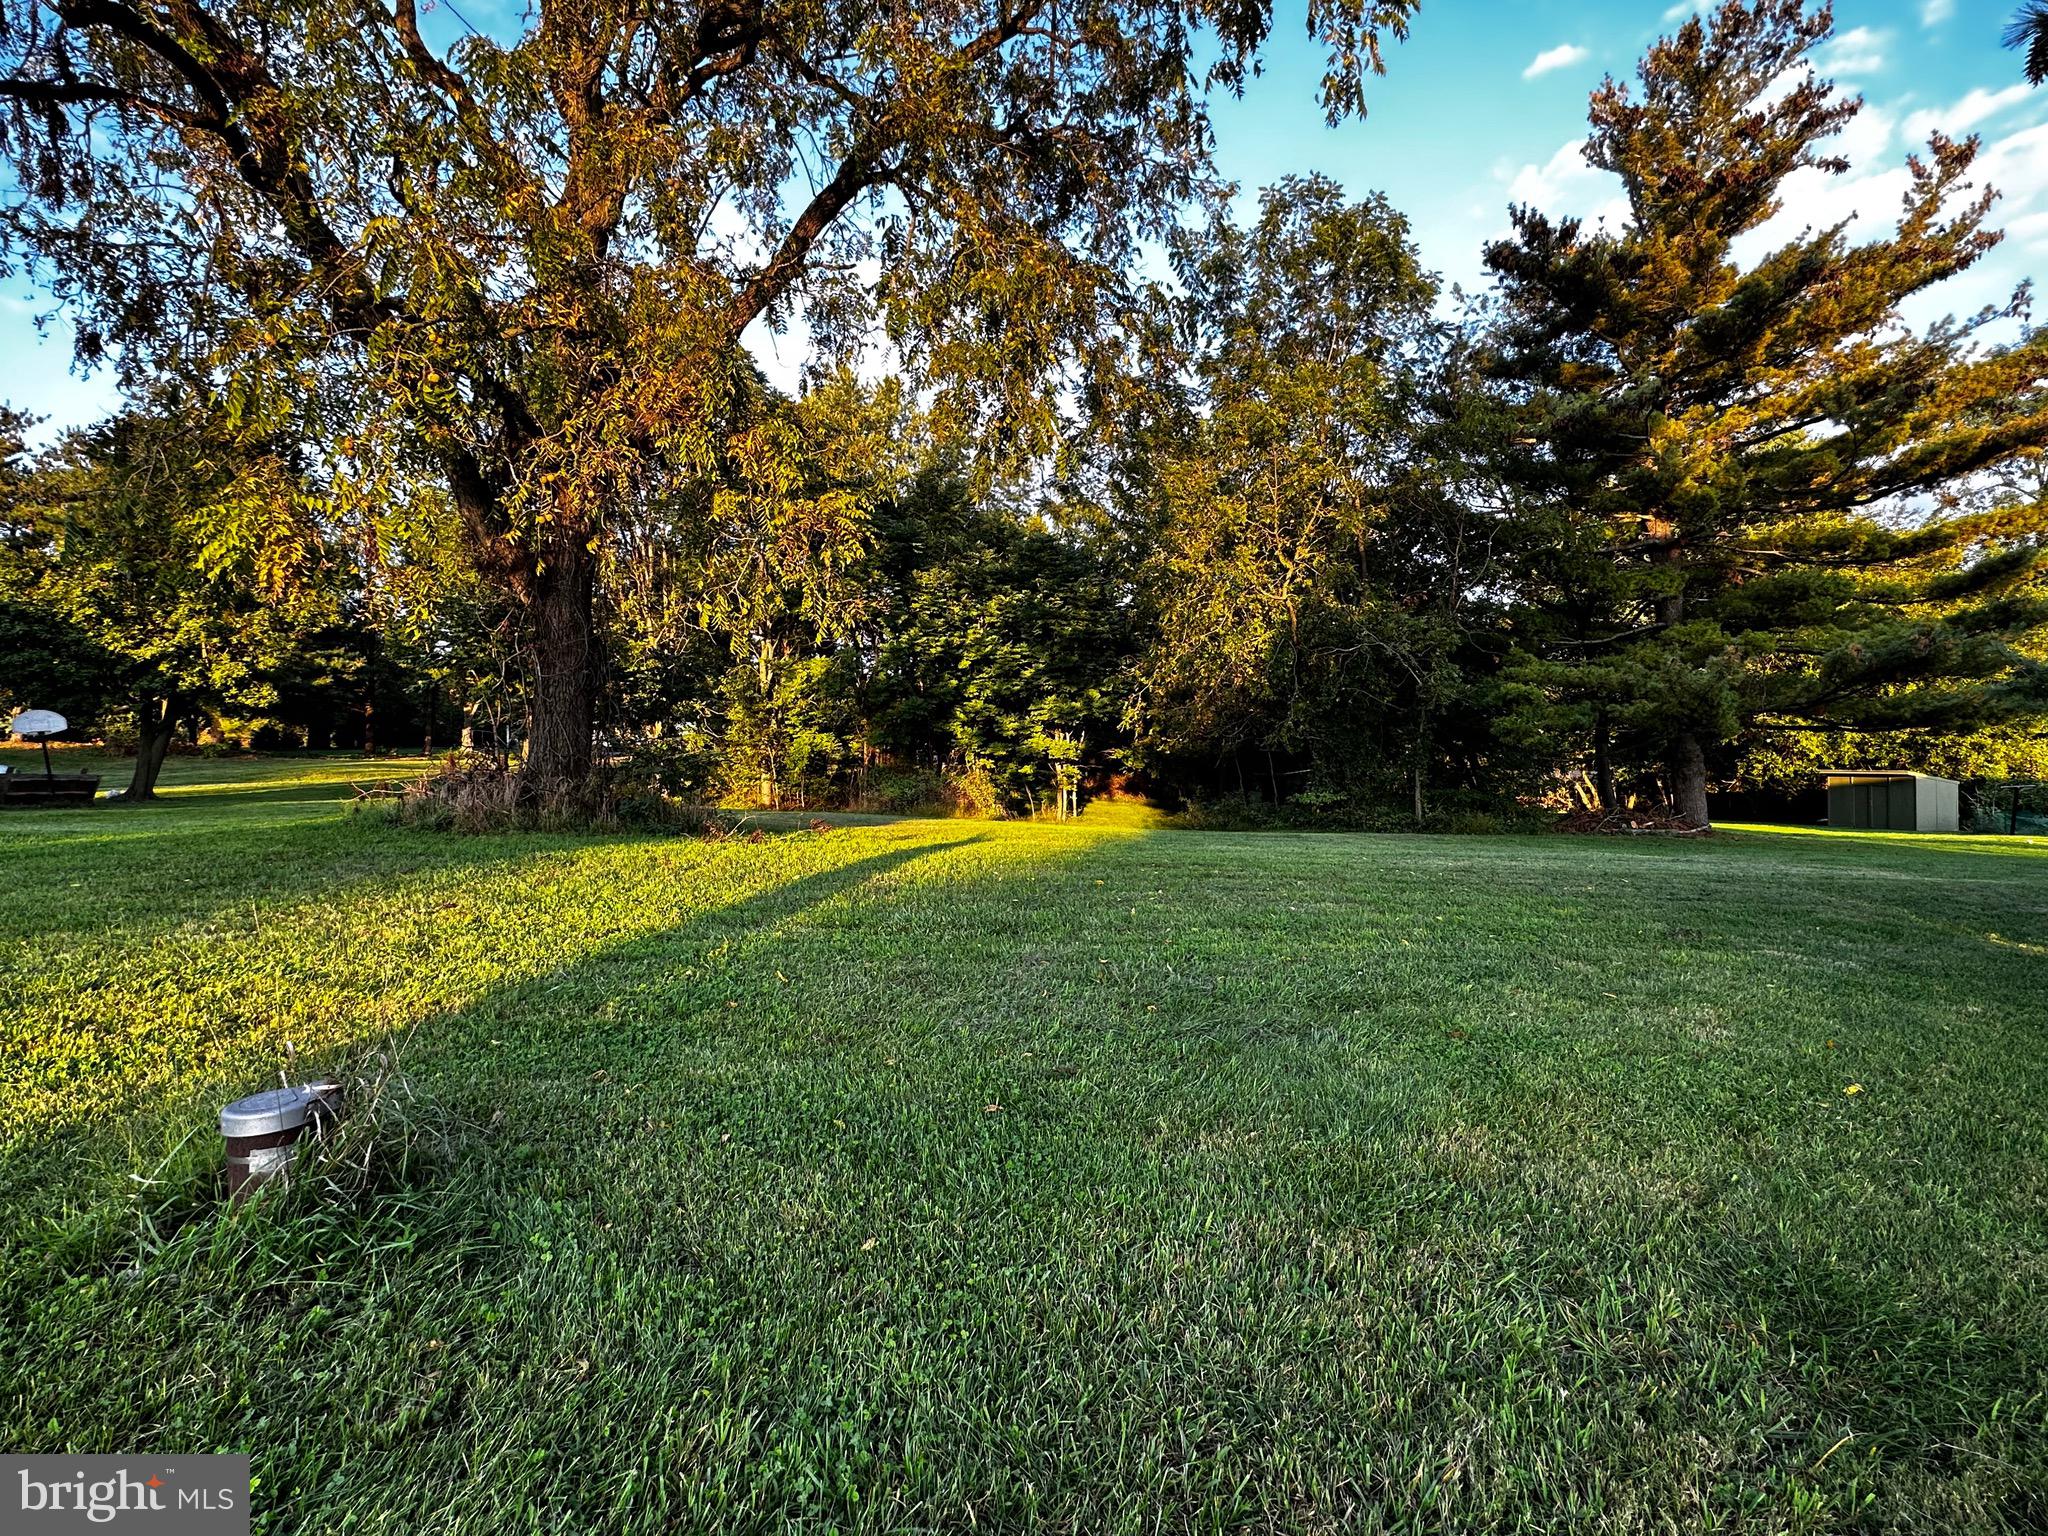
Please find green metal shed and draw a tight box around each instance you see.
[1822,770,1960,833]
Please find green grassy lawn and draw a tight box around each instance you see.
[0,743,431,798]
[3,758,2044,1533]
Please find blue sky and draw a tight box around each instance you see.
[1200,0,2048,308]
[4,0,2043,436]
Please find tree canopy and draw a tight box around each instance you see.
[2,0,2044,830]
[1481,0,2048,821]
[0,0,1417,786]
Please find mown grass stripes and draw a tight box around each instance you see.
[3,757,2044,1532]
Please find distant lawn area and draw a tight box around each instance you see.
[0,742,432,799]
[2,755,2044,1532]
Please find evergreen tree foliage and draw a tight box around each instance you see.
[2010,3,2048,87]
[1481,0,2048,824]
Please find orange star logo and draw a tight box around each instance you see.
[146,1476,164,1489]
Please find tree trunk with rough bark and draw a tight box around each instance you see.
[1593,712,1615,810]
[1669,731,1710,827]
[522,535,597,789]
[123,695,175,800]
[1645,520,1710,826]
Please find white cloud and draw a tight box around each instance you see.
[1977,121,2048,216]
[1920,0,1955,26]
[1902,120,2048,322]
[1903,84,2033,145]
[1738,105,1904,259]
[1662,1,1701,19]
[1480,71,2048,345]
[1749,162,1913,255]
[1817,27,1888,78]
[1836,102,1898,170]
[1500,139,1631,234]
[1729,111,2048,332]
[2003,210,2048,252]
[1504,139,1589,206]
[1523,44,1590,81]
[1494,100,2048,278]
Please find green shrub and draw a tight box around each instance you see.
[860,766,945,814]
[387,756,732,835]
[945,760,1006,818]
[1170,792,1543,835]
[619,734,720,801]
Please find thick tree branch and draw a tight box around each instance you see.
[728,139,897,334]
[0,71,213,133]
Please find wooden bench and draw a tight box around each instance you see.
[0,770,102,806]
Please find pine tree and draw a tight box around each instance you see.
[2010,3,2048,87]
[1483,0,2048,825]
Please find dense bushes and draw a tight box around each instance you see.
[1169,792,1552,836]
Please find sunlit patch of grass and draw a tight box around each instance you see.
[2,761,2045,1532]
[1720,820,2048,858]
[1985,932,2048,957]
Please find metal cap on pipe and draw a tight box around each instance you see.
[219,1081,341,1139]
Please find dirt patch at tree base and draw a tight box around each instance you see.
[1553,808,1712,837]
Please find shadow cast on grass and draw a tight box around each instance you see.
[2,828,990,1186]
[7,830,1002,1382]
[0,811,566,946]
[400,830,992,1094]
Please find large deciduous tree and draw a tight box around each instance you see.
[1,397,332,798]
[1125,175,1504,816]
[0,0,1415,789]
[1482,0,2048,825]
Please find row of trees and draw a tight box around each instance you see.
[2,2,2045,822]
